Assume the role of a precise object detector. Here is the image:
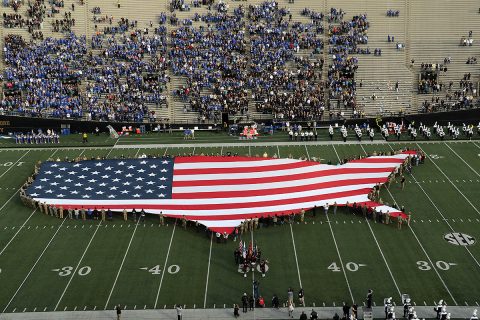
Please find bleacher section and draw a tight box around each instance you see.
[1,0,479,123]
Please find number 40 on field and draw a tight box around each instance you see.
[328,262,366,272]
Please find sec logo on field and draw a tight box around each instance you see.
[444,233,475,246]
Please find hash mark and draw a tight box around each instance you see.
[22,308,26,312]
[74,306,77,311]
[83,306,87,311]
[33,308,36,312]
[64,306,67,311]
[44,307,47,311]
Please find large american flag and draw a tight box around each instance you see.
[26,152,414,233]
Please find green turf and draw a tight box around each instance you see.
[0,140,479,313]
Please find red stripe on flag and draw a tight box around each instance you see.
[174,160,317,175]
[172,167,394,187]
[174,156,272,163]
[348,158,405,164]
[53,188,371,211]
[172,177,387,199]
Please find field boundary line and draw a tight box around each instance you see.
[203,233,213,308]
[54,220,103,311]
[154,223,176,309]
[104,219,141,310]
[384,144,458,305]
[0,209,37,256]
[1,218,67,313]
[289,224,304,299]
[416,144,480,218]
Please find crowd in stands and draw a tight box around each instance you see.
[1,0,478,123]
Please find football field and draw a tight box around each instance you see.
[0,138,479,314]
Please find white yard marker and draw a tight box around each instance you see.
[55,221,103,310]
[104,219,141,310]
[2,218,67,313]
[289,224,304,302]
[276,145,281,158]
[203,233,213,308]
[154,223,176,309]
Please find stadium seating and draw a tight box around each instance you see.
[1,0,479,123]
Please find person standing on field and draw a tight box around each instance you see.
[116,304,121,320]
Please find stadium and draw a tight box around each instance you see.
[0,0,480,319]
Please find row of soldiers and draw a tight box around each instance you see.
[14,132,60,144]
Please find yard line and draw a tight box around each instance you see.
[250,229,256,318]
[192,147,196,155]
[163,147,169,157]
[320,145,354,303]
[332,145,341,164]
[0,149,58,216]
[106,141,119,158]
[203,233,213,308]
[154,223,176,309]
[248,146,251,156]
[364,218,402,298]
[416,144,480,218]
[408,172,480,269]
[276,145,281,158]
[304,144,310,160]
[2,218,67,313]
[220,146,224,156]
[289,224,304,301]
[0,150,30,180]
[104,219,141,310]
[54,221,103,311]
[134,148,141,158]
[325,211,354,303]
[355,145,402,299]
[384,144,458,305]
[444,143,480,177]
[0,209,37,256]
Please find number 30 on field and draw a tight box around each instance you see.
[416,261,456,271]
[52,266,91,276]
